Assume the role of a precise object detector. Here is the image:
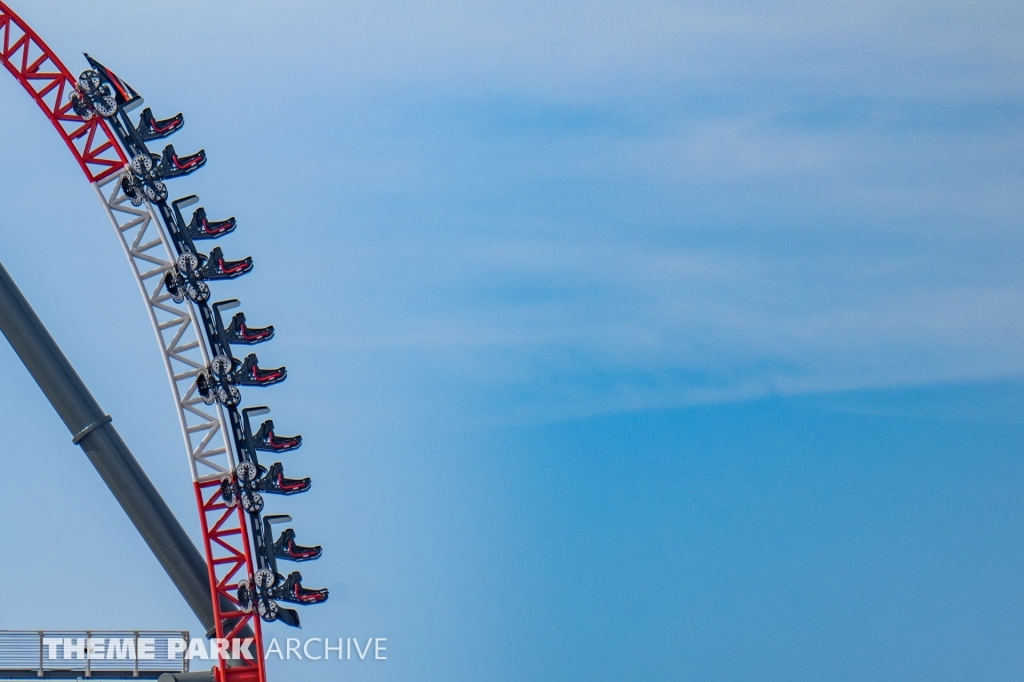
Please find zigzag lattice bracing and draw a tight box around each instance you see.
[0,2,125,181]
[93,171,235,480]
[0,5,315,680]
[93,171,265,681]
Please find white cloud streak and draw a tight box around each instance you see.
[7,0,1024,421]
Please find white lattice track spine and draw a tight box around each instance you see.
[92,170,235,482]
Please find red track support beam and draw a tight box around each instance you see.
[0,1,125,181]
[0,5,267,682]
[196,479,265,682]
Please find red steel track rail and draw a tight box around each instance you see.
[196,478,265,682]
[0,4,265,682]
[0,2,124,181]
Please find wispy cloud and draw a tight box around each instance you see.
[10,0,1024,422]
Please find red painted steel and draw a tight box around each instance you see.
[0,1,125,181]
[196,479,266,682]
[0,6,267,682]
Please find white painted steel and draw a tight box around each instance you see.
[91,171,236,483]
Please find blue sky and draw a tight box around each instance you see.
[0,1,1023,680]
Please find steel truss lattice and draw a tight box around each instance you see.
[93,171,265,682]
[0,3,124,180]
[93,172,233,481]
[0,5,294,682]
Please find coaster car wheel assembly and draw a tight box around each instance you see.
[0,4,331,682]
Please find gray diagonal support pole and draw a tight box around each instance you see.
[0,260,215,632]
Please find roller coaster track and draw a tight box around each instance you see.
[0,5,328,682]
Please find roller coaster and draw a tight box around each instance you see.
[0,4,328,682]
